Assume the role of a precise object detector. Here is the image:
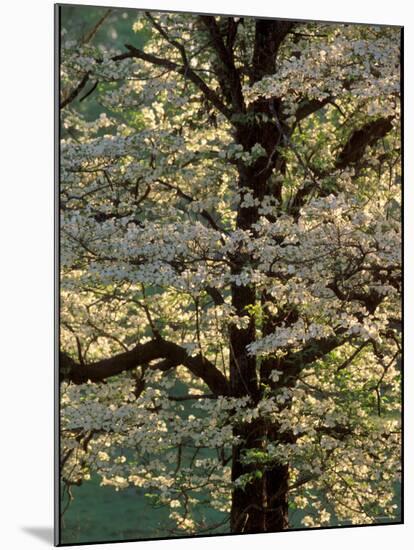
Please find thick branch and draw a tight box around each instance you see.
[251,20,294,84]
[335,116,394,170]
[289,115,395,214]
[60,338,229,395]
[295,97,331,123]
[280,332,348,386]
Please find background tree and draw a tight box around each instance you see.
[59,6,401,539]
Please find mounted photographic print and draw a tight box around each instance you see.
[55,3,403,545]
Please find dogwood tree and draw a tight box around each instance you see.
[59,8,401,537]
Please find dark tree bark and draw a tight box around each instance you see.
[228,84,293,534]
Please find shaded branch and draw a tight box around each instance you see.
[335,116,394,170]
[199,16,245,112]
[251,20,295,84]
[60,338,229,396]
[327,261,401,314]
[289,115,396,214]
[295,96,331,123]
[281,332,348,386]
[79,80,99,102]
[61,73,90,109]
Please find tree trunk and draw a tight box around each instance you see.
[228,108,292,533]
[230,418,289,533]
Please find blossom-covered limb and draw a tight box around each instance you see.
[114,44,233,120]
